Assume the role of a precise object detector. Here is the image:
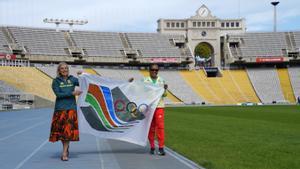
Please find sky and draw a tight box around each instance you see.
[0,0,299,33]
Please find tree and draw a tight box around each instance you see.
[194,42,213,59]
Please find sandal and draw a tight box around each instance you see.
[61,154,68,161]
[61,151,69,161]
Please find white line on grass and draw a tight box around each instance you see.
[14,139,48,169]
[0,121,47,141]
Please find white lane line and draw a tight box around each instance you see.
[96,138,121,169]
[0,121,47,141]
[0,116,43,122]
[96,138,105,169]
[0,117,44,129]
[164,147,204,169]
[14,139,48,169]
[155,143,205,169]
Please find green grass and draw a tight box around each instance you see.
[165,105,300,169]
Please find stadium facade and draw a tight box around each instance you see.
[157,4,246,67]
[158,5,300,68]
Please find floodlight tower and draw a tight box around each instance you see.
[271,1,280,32]
[43,18,88,32]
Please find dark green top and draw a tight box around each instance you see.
[52,75,79,111]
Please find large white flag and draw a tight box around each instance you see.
[77,74,164,146]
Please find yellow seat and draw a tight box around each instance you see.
[0,66,55,101]
[277,68,296,103]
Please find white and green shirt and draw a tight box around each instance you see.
[143,76,167,108]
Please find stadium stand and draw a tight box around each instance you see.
[163,91,180,104]
[36,66,57,78]
[1,26,192,64]
[0,66,54,110]
[228,32,288,58]
[180,70,220,104]
[83,68,98,75]
[197,70,236,104]
[126,33,182,58]
[70,31,124,57]
[225,70,260,103]
[8,26,69,56]
[247,68,285,103]
[1,64,298,106]
[288,67,300,100]
[1,26,27,55]
[0,80,22,94]
[293,32,300,48]
[159,70,204,104]
[277,68,296,103]
[219,70,250,103]
[0,25,299,106]
[0,66,55,101]
[180,69,260,104]
[0,80,23,110]
[0,29,8,53]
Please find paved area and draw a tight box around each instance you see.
[0,108,203,169]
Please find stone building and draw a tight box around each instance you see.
[157,4,246,67]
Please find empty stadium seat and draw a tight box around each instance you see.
[8,27,69,56]
[247,68,285,103]
[126,33,182,58]
[70,31,124,57]
[288,67,300,100]
[228,32,288,58]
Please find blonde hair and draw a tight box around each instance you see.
[56,62,69,77]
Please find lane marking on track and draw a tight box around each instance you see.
[155,142,205,169]
[96,138,122,169]
[96,138,105,169]
[0,116,44,129]
[14,139,48,169]
[0,121,47,141]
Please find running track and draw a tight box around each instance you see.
[0,108,204,169]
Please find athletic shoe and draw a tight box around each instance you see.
[158,148,166,156]
[150,148,155,155]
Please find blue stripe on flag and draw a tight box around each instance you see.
[101,86,125,125]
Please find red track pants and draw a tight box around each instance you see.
[148,108,164,149]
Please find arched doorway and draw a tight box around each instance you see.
[194,42,214,67]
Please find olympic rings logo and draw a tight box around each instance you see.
[114,99,149,115]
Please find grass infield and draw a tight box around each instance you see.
[165,105,300,169]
